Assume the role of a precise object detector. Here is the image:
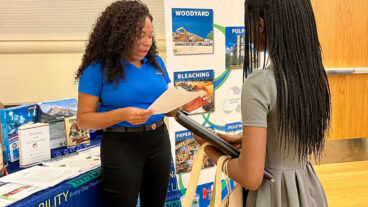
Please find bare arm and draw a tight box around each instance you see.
[217,132,242,149]
[77,93,153,130]
[203,126,266,190]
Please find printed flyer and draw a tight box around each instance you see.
[173,70,214,114]
[174,129,214,174]
[225,27,245,69]
[172,8,214,55]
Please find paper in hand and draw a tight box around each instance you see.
[149,88,206,114]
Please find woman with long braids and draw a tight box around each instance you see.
[74,0,210,206]
[194,0,330,206]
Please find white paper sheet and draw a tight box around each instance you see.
[149,88,205,114]
[42,153,100,174]
[0,166,81,188]
[77,145,100,157]
[0,182,43,206]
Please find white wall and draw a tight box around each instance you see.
[0,0,166,105]
[0,37,166,105]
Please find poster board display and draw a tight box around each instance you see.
[164,0,246,205]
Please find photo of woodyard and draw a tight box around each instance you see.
[172,8,214,55]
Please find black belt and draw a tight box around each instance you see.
[104,120,164,133]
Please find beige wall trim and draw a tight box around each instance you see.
[0,41,88,54]
[0,35,89,41]
[326,68,368,75]
[0,34,166,54]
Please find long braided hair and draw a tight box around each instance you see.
[243,0,331,161]
[75,0,163,86]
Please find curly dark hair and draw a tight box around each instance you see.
[243,0,331,161]
[75,0,163,85]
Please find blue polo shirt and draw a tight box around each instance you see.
[78,56,171,128]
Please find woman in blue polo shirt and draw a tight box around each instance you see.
[75,1,173,206]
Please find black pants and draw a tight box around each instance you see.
[243,188,248,206]
[101,124,171,207]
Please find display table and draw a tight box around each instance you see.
[9,168,104,207]
[4,137,182,207]
[4,138,105,207]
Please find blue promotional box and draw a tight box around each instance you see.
[0,104,39,162]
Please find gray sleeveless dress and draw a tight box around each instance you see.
[241,64,328,207]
